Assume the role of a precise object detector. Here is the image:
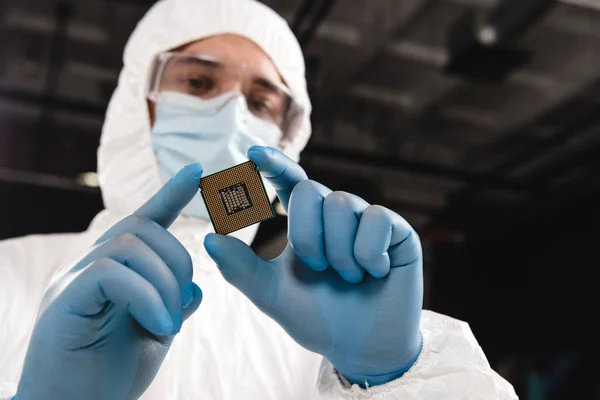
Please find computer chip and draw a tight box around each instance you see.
[199,161,276,235]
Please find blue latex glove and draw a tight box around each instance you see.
[14,164,204,400]
[204,147,423,386]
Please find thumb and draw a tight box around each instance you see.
[204,233,280,315]
[248,146,307,211]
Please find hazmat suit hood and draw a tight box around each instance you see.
[94,0,312,234]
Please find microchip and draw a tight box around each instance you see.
[199,161,275,235]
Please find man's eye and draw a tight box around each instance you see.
[249,98,270,113]
[185,76,214,90]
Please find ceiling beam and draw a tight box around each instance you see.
[489,106,600,177]
[0,167,100,193]
[528,139,600,183]
[426,81,600,232]
[0,89,106,120]
[463,76,600,176]
[478,0,556,45]
[302,144,538,194]
[560,0,600,12]
[291,0,338,48]
[311,0,438,122]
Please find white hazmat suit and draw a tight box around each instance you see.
[0,0,518,398]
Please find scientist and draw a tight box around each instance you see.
[0,0,518,399]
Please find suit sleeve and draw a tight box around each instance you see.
[314,310,518,400]
[0,234,79,399]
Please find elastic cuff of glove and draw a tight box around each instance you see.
[337,334,423,388]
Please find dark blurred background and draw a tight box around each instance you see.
[1,0,599,398]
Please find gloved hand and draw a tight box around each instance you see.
[204,147,423,387]
[14,164,204,400]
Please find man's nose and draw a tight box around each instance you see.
[220,79,244,95]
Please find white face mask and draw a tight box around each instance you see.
[151,91,281,220]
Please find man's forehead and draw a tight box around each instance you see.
[178,34,282,85]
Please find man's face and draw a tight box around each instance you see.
[148,34,283,126]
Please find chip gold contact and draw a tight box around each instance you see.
[199,161,276,235]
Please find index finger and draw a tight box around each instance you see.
[247,146,308,210]
[134,163,203,228]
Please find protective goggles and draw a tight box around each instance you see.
[147,52,302,137]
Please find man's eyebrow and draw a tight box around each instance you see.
[170,56,222,69]
[252,77,284,95]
